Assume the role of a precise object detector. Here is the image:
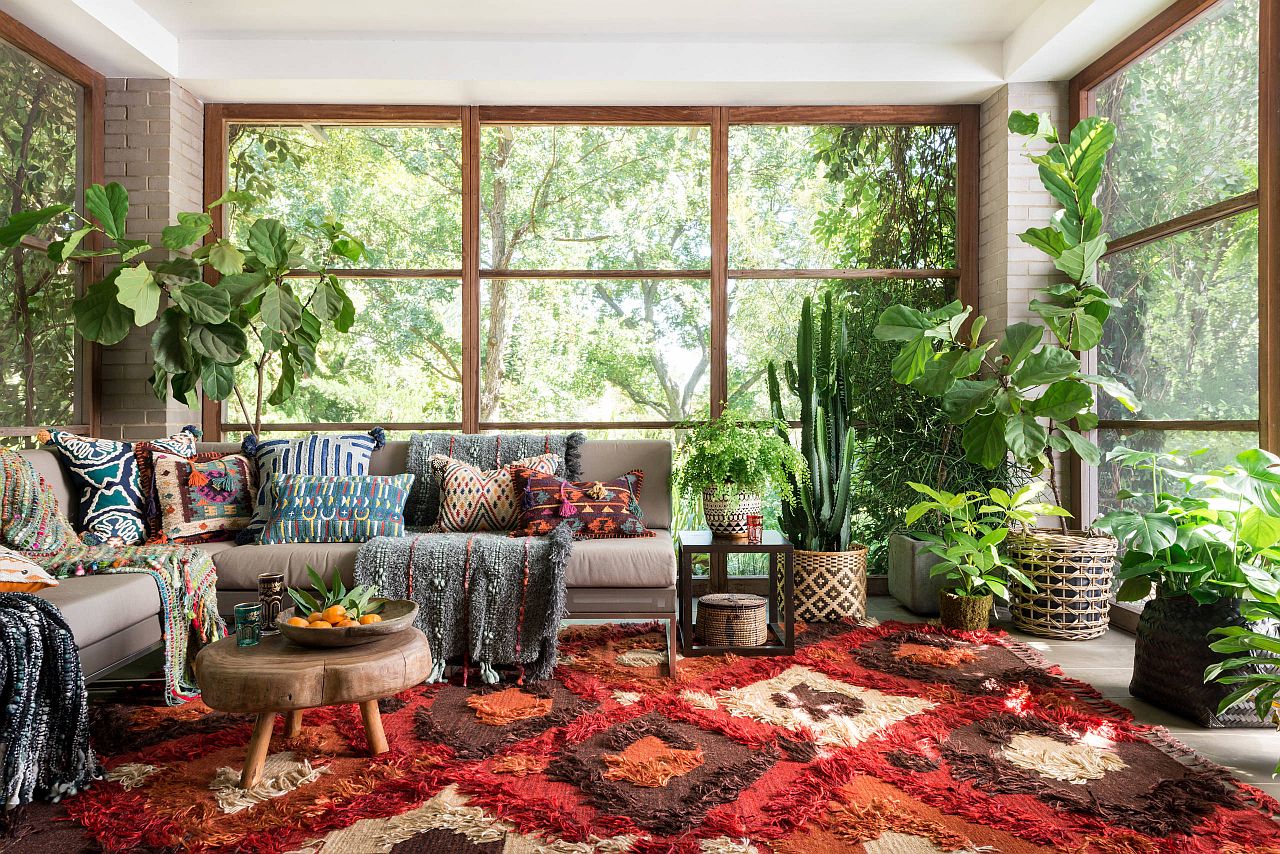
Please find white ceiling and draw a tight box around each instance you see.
[5,0,1180,104]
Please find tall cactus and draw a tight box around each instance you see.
[768,291,857,551]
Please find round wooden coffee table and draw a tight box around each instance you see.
[194,627,433,787]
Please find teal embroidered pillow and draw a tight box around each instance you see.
[39,426,200,545]
[260,473,415,544]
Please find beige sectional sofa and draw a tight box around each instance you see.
[20,437,678,681]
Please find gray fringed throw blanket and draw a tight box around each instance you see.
[356,526,572,684]
[0,593,100,831]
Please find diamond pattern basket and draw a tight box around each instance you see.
[793,546,868,623]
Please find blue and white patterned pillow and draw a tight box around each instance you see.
[41,426,200,545]
[260,473,415,544]
[239,429,386,543]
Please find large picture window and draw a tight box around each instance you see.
[207,106,976,439]
[1071,0,1273,517]
[0,13,102,439]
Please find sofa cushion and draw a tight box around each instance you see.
[565,528,675,588]
[18,449,77,522]
[579,440,673,529]
[36,574,161,649]
[202,541,359,590]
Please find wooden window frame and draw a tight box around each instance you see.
[203,103,979,438]
[1067,0,1278,522]
[0,9,104,438]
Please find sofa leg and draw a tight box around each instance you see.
[666,617,679,680]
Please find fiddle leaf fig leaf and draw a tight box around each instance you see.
[874,304,934,341]
[1053,234,1108,284]
[1019,226,1068,258]
[114,263,161,326]
[190,321,247,364]
[1011,347,1079,388]
[1030,380,1092,420]
[1079,372,1140,413]
[999,322,1043,371]
[73,274,133,345]
[200,359,236,401]
[208,189,256,209]
[171,281,232,325]
[116,238,152,263]
[962,411,1009,469]
[1057,425,1102,466]
[941,378,999,424]
[248,218,290,271]
[261,282,302,333]
[0,204,71,246]
[48,226,94,261]
[151,307,193,373]
[267,355,297,407]
[334,284,356,333]
[218,271,269,305]
[84,183,128,240]
[161,211,213,251]
[207,241,246,275]
[1004,413,1049,462]
[310,276,344,322]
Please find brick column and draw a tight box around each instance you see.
[99,79,204,440]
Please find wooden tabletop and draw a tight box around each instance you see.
[195,628,433,713]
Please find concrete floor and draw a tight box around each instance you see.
[865,595,1280,799]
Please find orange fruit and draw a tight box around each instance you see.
[359,614,382,624]
[337,618,359,627]
[321,605,347,624]
[307,612,323,623]
[285,616,309,627]
[308,620,333,629]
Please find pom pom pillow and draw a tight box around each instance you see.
[511,470,653,539]
[429,453,560,532]
[240,429,385,543]
[41,426,200,545]
[0,547,58,592]
[149,451,256,544]
[260,473,415,544]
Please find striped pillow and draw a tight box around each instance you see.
[260,474,415,544]
[239,430,384,543]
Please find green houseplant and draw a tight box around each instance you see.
[872,110,1139,640]
[905,482,1059,630]
[0,182,366,435]
[673,413,807,538]
[1097,445,1280,726]
[766,291,870,621]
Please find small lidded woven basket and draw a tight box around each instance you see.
[697,593,768,646]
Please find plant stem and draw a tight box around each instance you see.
[254,357,266,436]
[232,383,253,433]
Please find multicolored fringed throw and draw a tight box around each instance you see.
[0,593,100,832]
[355,525,571,684]
[0,449,225,705]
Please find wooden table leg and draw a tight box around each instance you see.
[241,712,276,788]
[284,710,302,737]
[360,700,388,755]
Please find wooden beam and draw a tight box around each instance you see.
[478,106,713,125]
[956,104,979,314]
[223,422,460,433]
[710,107,729,417]
[210,104,462,124]
[0,9,104,87]
[1096,419,1260,432]
[461,106,481,434]
[727,268,959,280]
[1260,0,1280,451]
[727,105,966,125]
[202,104,228,439]
[1103,191,1259,258]
[287,268,463,280]
[483,269,710,280]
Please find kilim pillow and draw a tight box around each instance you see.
[429,453,560,533]
[260,473,415,545]
[40,426,200,546]
[0,546,58,592]
[510,469,653,539]
[239,429,385,544]
[148,451,256,544]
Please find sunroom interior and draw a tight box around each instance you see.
[1,0,1278,850]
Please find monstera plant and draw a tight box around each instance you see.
[872,111,1140,640]
[0,182,365,435]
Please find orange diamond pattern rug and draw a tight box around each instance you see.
[11,621,1280,853]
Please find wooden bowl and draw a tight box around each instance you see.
[276,599,418,648]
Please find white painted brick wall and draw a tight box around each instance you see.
[100,79,204,440]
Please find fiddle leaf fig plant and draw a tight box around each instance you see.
[0,182,366,435]
[872,112,1140,521]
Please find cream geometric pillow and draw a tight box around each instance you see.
[0,546,58,592]
[429,453,560,532]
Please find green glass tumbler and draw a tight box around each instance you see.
[235,602,262,647]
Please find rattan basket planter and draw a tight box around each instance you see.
[939,592,993,631]
[701,488,761,539]
[1132,595,1278,728]
[1006,528,1117,640]
[697,593,768,646]
[794,546,868,623]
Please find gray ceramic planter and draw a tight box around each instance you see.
[887,533,948,616]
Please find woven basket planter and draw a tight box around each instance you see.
[1006,528,1117,640]
[1132,595,1278,728]
[697,593,768,646]
[701,488,761,539]
[794,546,868,623]
[939,592,992,631]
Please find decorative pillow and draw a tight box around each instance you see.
[0,546,58,592]
[429,453,560,533]
[511,470,653,539]
[240,429,386,543]
[40,426,200,545]
[260,473,415,545]
[148,452,256,544]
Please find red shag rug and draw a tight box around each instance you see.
[10,620,1280,854]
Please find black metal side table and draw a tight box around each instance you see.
[676,530,794,656]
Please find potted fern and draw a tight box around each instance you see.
[767,291,869,621]
[873,110,1139,640]
[673,413,807,538]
